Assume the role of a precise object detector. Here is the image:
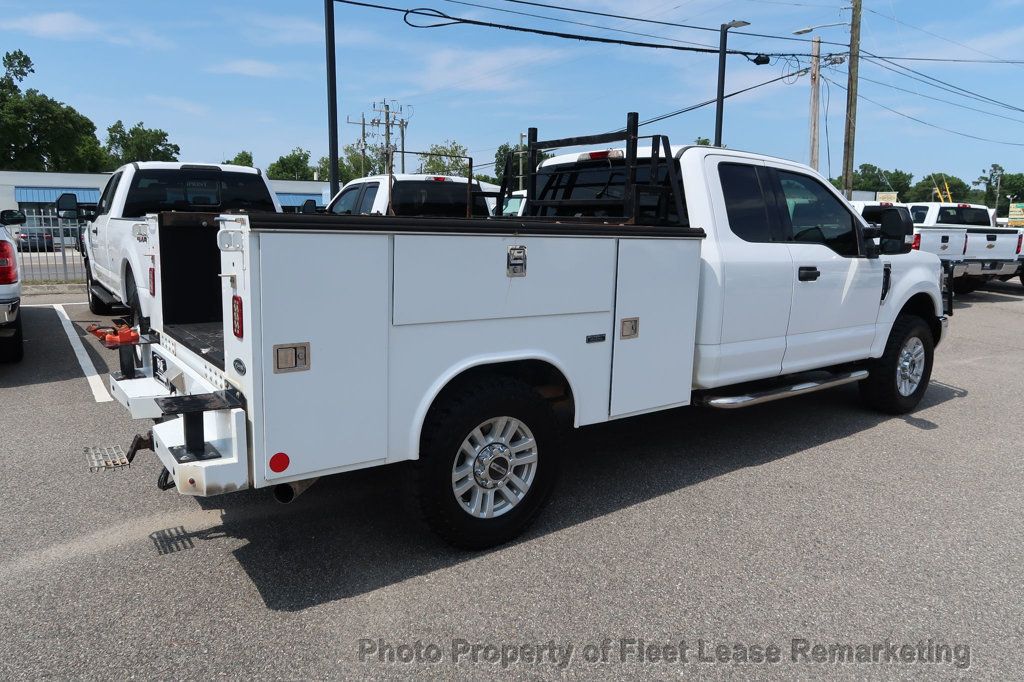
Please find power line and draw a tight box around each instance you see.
[822,75,1024,147]
[841,67,1024,125]
[441,0,718,49]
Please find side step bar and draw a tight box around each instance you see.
[699,370,869,410]
[90,284,120,306]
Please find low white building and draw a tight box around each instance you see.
[0,170,330,214]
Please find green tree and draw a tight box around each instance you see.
[0,50,107,172]
[904,173,973,203]
[267,147,314,181]
[418,139,470,176]
[105,120,180,165]
[693,136,711,146]
[317,143,385,185]
[829,164,913,199]
[223,150,253,167]
[999,172,1024,216]
[972,163,1004,208]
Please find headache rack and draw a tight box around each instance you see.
[492,112,685,226]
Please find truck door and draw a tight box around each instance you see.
[769,167,883,372]
[700,156,793,386]
[88,170,122,286]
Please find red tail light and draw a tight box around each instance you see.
[0,241,17,284]
[963,234,969,255]
[148,267,156,296]
[232,295,243,338]
[911,233,921,250]
[1017,234,1023,255]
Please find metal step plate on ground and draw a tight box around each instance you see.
[84,445,130,472]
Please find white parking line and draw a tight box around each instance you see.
[53,304,112,403]
[21,302,88,308]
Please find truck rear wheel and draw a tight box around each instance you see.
[859,315,934,414]
[416,376,560,549]
[0,315,24,363]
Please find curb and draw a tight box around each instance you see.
[22,283,87,295]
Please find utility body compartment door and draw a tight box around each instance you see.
[257,232,390,482]
[609,238,700,418]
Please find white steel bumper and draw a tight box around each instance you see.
[109,347,250,497]
[954,260,1019,277]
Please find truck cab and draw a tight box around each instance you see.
[326,174,497,218]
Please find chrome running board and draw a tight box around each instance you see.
[699,370,869,410]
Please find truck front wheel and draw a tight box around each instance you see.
[416,376,561,549]
[859,315,934,414]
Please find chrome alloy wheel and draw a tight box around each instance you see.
[896,336,926,397]
[451,416,538,519]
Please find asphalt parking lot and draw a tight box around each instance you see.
[2,283,1023,679]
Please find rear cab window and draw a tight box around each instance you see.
[122,168,276,218]
[391,180,490,217]
[533,159,687,225]
[717,163,778,242]
[934,206,991,226]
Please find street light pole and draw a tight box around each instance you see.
[324,0,340,197]
[714,20,750,148]
[841,0,862,198]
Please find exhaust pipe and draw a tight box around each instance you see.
[273,477,319,504]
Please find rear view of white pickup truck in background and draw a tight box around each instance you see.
[96,115,948,549]
[61,162,281,323]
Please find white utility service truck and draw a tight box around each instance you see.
[91,116,948,548]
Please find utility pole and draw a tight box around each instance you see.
[324,0,340,196]
[371,99,410,176]
[808,36,821,172]
[399,119,407,173]
[714,20,750,148]
[345,112,368,177]
[841,0,862,198]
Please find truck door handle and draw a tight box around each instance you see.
[798,266,821,282]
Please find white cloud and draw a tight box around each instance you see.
[207,59,287,78]
[407,47,567,96]
[144,95,207,117]
[0,11,173,48]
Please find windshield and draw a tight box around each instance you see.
[534,159,687,225]
[934,206,991,226]
[502,196,524,216]
[390,180,490,217]
[122,169,276,217]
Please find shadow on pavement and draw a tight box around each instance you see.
[162,380,970,612]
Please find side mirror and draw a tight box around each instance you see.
[300,198,317,214]
[55,192,80,220]
[0,209,26,226]
[879,206,914,255]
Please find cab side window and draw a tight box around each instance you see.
[718,163,776,243]
[97,172,122,216]
[777,171,859,257]
[910,205,928,223]
[357,183,379,214]
[330,186,361,215]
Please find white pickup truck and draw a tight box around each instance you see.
[0,209,25,362]
[95,117,947,549]
[65,162,281,321]
[325,173,499,217]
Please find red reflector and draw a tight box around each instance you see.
[0,241,16,284]
[269,452,290,473]
[911,233,921,250]
[1017,234,1023,255]
[431,176,447,182]
[232,295,243,338]
[148,267,156,296]
[958,203,970,208]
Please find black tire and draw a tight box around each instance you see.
[0,315,24,363]
[1020,272,1024,288]
[952,277,980,295]
[416,375,561,549]
[124,270,143,327]
[859,315,934,414]
[85,262,112,315]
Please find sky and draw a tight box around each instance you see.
[1,0,1023,186]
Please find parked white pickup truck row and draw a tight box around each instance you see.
[851,200,1022,294]
[91,116,947,549]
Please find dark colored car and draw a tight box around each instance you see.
[16,228,54,252]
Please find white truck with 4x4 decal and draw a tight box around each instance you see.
[91,116,949,548]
